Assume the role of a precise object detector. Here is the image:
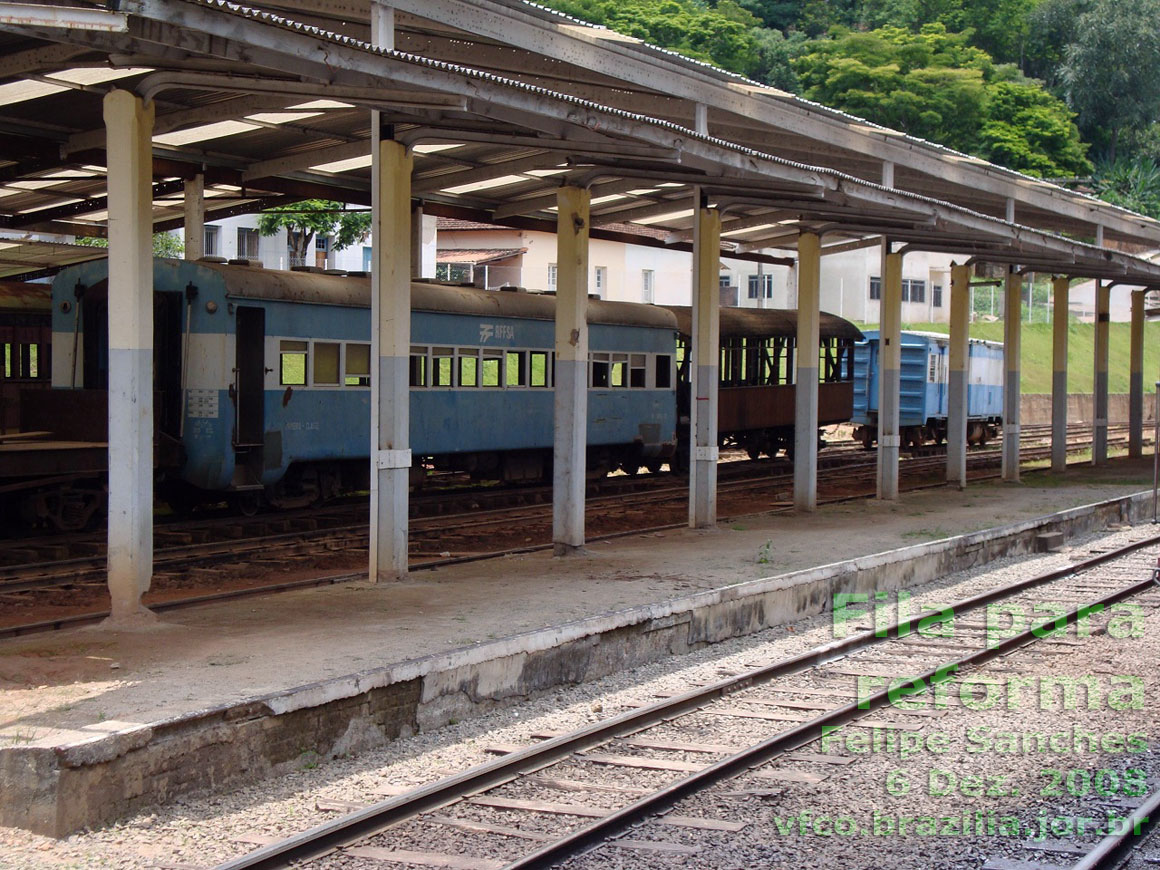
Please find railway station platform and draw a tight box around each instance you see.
[1,457,1158,838]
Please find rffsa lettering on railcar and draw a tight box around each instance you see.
[479,323,515,342]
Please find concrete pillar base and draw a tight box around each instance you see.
[553,543,589,557]
[99,609,160,630]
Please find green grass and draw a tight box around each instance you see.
[855,321,1160,394]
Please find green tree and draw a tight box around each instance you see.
[793,25,992,147]
[76,232,185,258]
[794,23,1089,176]
[1091,158,1160,219]
[256,200,371,263]
[977,80,1090,177]
[1024,0,1088,86]
[1060,0,1160,160]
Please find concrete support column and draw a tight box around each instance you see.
[694,103,708,135]
[1051,276,1070,472]
[794,231,821,511]
[368,133,413,582]
[104,90,155,623]
[410,201,423,279]
[1093,280,1110,465]
[689,200,721,528]
[553,186,590,554]
[183,173,204,261]
[947,263,971,490]
[1002,269,1022,481]
[1130,289,1146,458]
[877,250,903,500]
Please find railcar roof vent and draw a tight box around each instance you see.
[498,285,527,293]
[323,269,347,276]
[197,256,228,264]
[228,258,263,268]
[346,271,369,277]
[290,265,323,273]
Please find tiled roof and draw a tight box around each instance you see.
[436,247,526,264]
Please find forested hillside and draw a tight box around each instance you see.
[542,0,1160,218]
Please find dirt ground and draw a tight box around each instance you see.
[1,457,1156,743]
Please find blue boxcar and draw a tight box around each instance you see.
[49,259,677,509]
[851,330,1004,448]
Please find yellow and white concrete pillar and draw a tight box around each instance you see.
[554,185,590,554]
[1129,289,1145,458]
[104,89,155,623]
[1093,280,1110,465]
[1051,276,1070,473]
[183,173,204,261]
[690,200,721,528]
[1001,269,1023,481]
[947,263,971,489]
[877,250,903,500]
[794,231,821,511]
[369,131,413,582]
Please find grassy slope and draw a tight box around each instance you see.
[852,321,1160,394]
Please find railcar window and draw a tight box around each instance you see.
[591,352,610,388]
[481,349,502,387]
[280,340,308,386]
[609,353,628,388]
[458,349,478,387]
[313,342,340,385]
[529,351,550,387]
[506,351,526,386]
[409,345,427,387]
[346,343,370,387]
[630,354,647,388]
[655,354,672,389]
[432,347,454,387]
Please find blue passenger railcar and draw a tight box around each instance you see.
[851,330,1003,448]
[48,258,677,511]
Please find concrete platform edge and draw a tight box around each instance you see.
[2,489,1151,836]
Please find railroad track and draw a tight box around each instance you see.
[1064,789,1160,869]
[0,431,1141,644]
[209,532,1160,870]
[0,429,1144,639]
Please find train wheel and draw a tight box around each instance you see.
[233,491,263,517]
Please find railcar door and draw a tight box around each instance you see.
[154,291,183,440]
[234,306,265,448]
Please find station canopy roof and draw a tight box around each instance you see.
[1,0,1160,286]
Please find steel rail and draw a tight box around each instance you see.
[212,532,1160,870]
[1070,788,1160,870]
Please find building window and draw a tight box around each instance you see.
[932,284,944,308]
[747,273,772,299]
[237,227,260,259]
[363,246,373,272]
[594,266,607,298]
[903,278,926,303]
[642,269,655,303]
[869,276,881,300]
[203,225,219,257]
[547,263,557,293]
